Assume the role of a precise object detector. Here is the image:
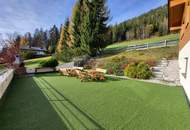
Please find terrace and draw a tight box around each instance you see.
[0,73,190,130]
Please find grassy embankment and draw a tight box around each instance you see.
[105,33,179,52]
[96,34,179,67]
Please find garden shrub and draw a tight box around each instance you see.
[136,62,153,79]
[40,58,58,67]
[57,48,84,63]
[124,62,153,79]
[105,57,128,76]
[124,63,138,78]
[60,49,74,62]
[20,51,36,60]
[106,62,125,76]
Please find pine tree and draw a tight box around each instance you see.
[92,0,109,51]
[56,18,70,54]
[48,25,60,53]
[80,0,93,55]
[80,0,109,56]
[70,0,82,48]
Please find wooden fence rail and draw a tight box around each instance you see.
[122,39,179,52]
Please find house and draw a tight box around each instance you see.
[20,45,47,56]
[169,0,190,101]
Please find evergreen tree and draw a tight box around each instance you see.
[70,0,82,48]
[48,25,60,53]
[56,18,70,54]
[80,0,109,56]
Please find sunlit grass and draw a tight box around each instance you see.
[106,34,179,51]
[1,73,190,130]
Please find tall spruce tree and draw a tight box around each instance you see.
[80,0,93,55]
[80,0,109,56]
[92,0,109,51]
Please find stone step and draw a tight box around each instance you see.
[154,77,164,80]
[153,71,163,75]
[152,67,163,72]
[157,64,168,67]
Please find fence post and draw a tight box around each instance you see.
[165,40,167,47]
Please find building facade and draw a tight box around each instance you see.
[169,0,190,100]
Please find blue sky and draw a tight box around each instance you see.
[0,0,167,37]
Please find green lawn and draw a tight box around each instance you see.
[105,34,179,52]
[24,56,64,69]
[1,73,190,130]
[24,56,52,68]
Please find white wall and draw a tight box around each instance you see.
[179,41,190,101]
[0,69,14,99]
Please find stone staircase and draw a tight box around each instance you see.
[152,59,181,85]
[152,58,168,80]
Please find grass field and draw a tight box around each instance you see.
[96,46,179,67]
[1,73,190,130]
[24,56,64,69]
[24,56,52,68]
[105,34,179,52]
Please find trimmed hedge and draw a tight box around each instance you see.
[40,58,58,67]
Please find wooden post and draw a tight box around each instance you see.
[165,40,167,47]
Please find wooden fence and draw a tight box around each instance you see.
[124,39,178,52]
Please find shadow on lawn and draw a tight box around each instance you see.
[35,77,105,130]
[0,77,68,130]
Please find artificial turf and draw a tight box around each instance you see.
[0,73,190,130]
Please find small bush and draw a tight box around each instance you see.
[60,49,74,62]
[57,48,84,63]
[124,62,153,79]
[136,62,153,79]
[106,62,125,76]
[124,63,138,78]
[40,58,58,67]
[20,51,36,60]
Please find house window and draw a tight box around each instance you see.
[184,57,189,78]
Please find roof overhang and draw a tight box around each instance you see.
[169,0,186,32]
